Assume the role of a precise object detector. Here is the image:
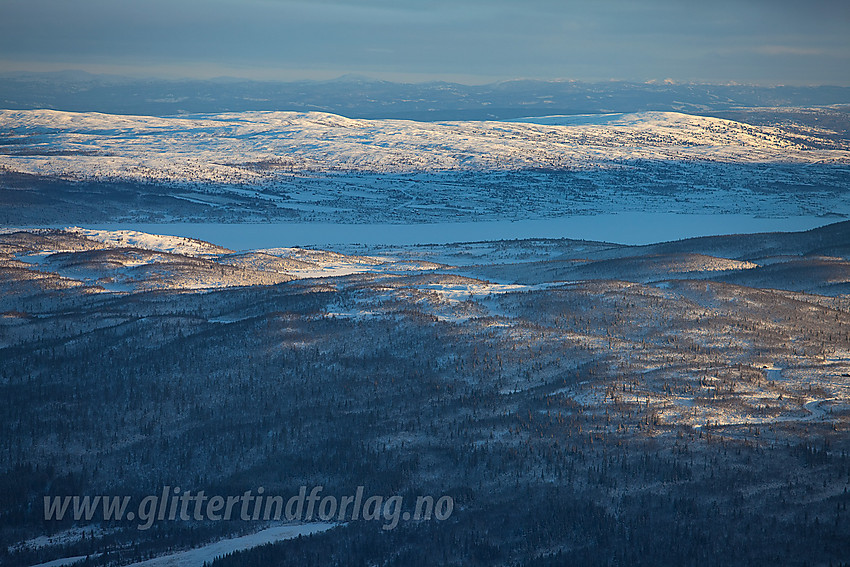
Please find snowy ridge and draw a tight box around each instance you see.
[1,109,846,185]
[66,228,232,257]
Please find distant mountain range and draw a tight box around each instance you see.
[2,71,850,119]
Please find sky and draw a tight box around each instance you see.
[0,0,848,85]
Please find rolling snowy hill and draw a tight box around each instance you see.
[1,109,847,184]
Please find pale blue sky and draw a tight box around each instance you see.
[0,0,848,84]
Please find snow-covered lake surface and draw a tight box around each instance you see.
[28,523,335,567]
[62,213,837,250]
[123,524,335,567]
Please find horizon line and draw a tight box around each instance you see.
[1,68,849,89]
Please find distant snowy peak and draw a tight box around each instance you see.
[0,109,846,184]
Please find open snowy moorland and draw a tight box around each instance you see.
[3,222,850,565]
[2,109,847,182]
[1,109,849,224]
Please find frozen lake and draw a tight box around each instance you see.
[57,213,841,250]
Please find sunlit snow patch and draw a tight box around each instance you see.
[67,228,231,257]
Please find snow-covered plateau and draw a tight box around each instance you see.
[2,109,849,225]
[2,109,846,181]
